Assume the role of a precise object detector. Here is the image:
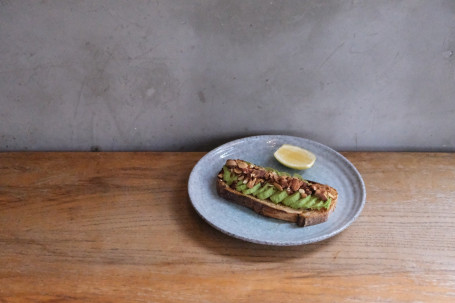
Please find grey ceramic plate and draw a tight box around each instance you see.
[188,135,366,246]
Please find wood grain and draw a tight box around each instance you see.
[0,152,454,302]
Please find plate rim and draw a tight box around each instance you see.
[188,135,366,246]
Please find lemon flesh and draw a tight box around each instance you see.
[273,144,316,170]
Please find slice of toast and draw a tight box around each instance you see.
[216,159,338,227]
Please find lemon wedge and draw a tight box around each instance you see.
[273,144,316,170]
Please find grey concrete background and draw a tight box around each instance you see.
[1,0,454,152]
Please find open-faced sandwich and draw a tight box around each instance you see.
[216,159,338,227]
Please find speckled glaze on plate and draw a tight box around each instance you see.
[188,135,366,246]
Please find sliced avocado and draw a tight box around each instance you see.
[252,184,265,196]
[222,166,231,181]
[322,197,332,209]
[304,196,318,209]
[283,192,300,207]
[270,190,289,203]
[313,200,325,210]
[257,187,276,200]
[295,195,312,209]
[236,183,247,192]
[253,183,272,196]
[229,175,238,185]
[222,166,237,185]
[243,183,261,195]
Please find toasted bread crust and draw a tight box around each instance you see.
[216,178,337,227]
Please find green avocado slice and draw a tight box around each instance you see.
[236,182,247,192]
[243,183,261,195]
[270,190,288,203]
[313,200,325,210]
[295,195,312,209]
[253,183,272,197]
[257,187,276,200]
[282,192,300,207]
[303,196,318,209]
[222,166,238,185]
[322,197,332,210]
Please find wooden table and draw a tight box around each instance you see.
[0,152,454,302]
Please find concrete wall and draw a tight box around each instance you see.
[1,0,454,152]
